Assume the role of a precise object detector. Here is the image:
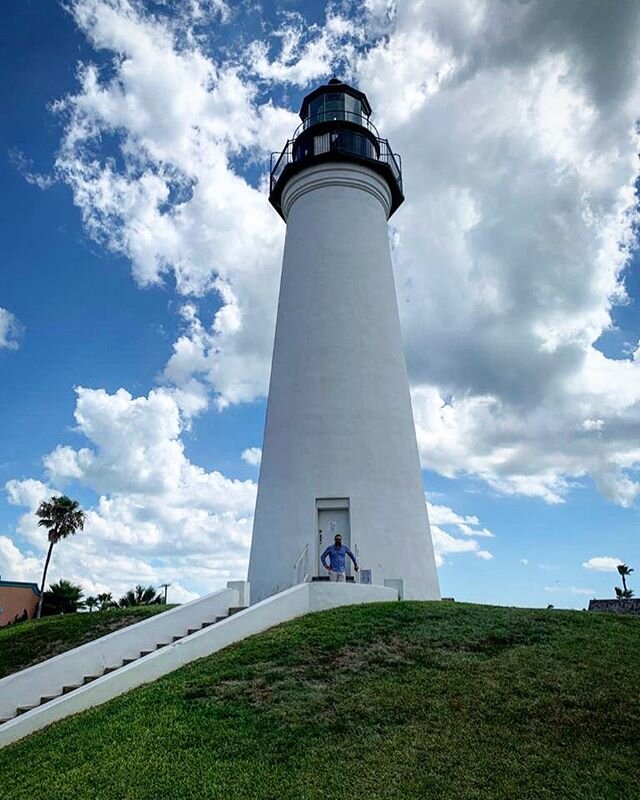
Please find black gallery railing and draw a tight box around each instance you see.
[270,129,403,195]
[297,111,380,137]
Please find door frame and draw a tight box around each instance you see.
[316,497,350,576]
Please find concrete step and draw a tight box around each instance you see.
[141,640,171,656]
[214,615,227,623]
[83,675,102,685]
[201,621,214,628]
[16,705,37,716]
[103,665,119,674]
[121,657,137,666]
[62,684,81,695]
[228,606,247,615]
[39,695,58,705]
[172,635,184,643]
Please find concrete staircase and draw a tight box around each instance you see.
[2,604,246,724]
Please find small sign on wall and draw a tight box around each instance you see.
[360,569,372,585]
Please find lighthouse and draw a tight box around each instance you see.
[248,79,440,603]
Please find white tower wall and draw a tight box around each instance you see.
[248,163,440,603]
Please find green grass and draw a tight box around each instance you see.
[1,601,639,800]
[0,605,172,679]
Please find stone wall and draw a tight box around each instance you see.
[588,598,640,616]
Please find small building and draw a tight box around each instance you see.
[0,580,41,626]
[588,598,640,616]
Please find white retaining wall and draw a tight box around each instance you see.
[0,581,396,749]
[0,586,239,721]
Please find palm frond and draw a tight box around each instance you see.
[35,495,86,543]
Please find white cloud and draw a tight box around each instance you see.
[35,0,640,511]
[241,447,262,467]
[0,308,23,350]
[570,587,596,596]
[0,536,43,585]
[360,2,640,506]
[54,0,292,408]
[247,11,356,87]
[582,419,604,432]
[544,585,595,596]
[5,478,53,509]
[428,502,494,536]
[428,503,478,527]
[9,148,56,190]
[427,500,495,565]
[582,556,624,572]
[5,384,256,599]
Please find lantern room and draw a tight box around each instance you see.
[269,79,404,220]
[300,78,372,128]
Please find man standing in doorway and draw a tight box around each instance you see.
[321,533,359,582]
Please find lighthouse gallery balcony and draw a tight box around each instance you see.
[269,80,404,219]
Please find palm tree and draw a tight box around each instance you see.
[118,585,161,608]
[617,564,634,594]
[85,595,97,613]
[42,579,85,615]
[96,592,116,610]
[35,495,86,618]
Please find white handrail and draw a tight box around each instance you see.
[293,543,310,585]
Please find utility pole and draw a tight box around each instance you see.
[159,582,171,604]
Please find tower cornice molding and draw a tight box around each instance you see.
[281,163,393,221]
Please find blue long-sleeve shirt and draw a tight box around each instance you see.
[321,543,358,573]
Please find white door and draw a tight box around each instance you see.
[317,508,351,576]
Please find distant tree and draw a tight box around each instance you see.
[35,495,86,618]
[42,579,85,616]
[96,592,116,611]
[85,596,97,613]
[616,564,634,594]
[615,587,634,600]
[119,585,161,608]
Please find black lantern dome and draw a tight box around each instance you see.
[269,79,404,219]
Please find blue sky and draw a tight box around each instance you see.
[1,0,639,607]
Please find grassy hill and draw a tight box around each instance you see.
[1,601,638,800]
[0,605,172,679]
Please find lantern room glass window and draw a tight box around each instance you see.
[306,92,365,127]
[344,94,363,121]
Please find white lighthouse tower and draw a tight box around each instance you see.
[248,80,440,604]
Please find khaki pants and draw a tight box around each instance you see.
[329,571,346,583]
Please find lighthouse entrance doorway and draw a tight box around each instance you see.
[316,498,351,577]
